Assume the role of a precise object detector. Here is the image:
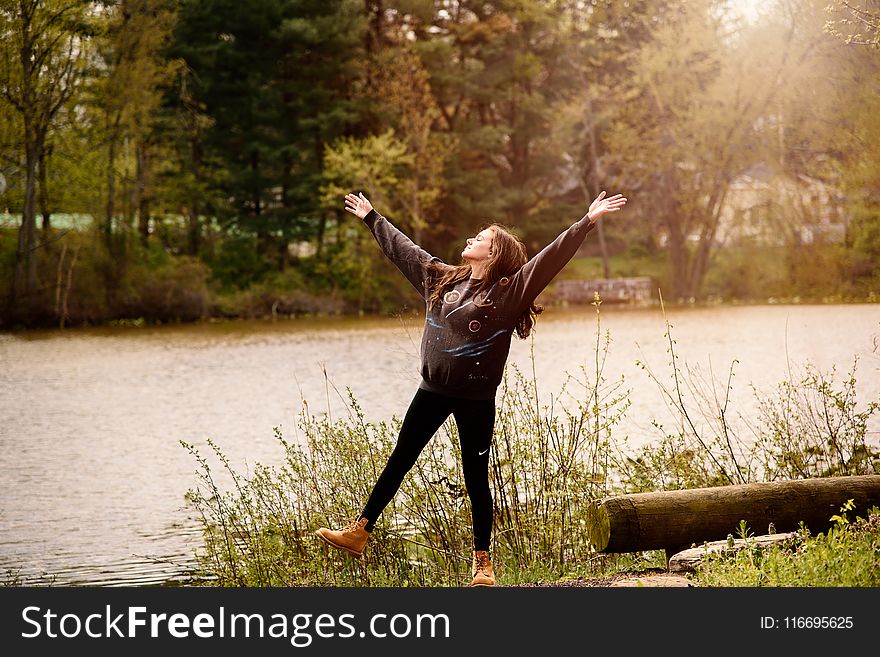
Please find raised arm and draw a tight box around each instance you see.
[508,191,626,311]
[344,192,444,298]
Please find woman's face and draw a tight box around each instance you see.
[462,228,494,262]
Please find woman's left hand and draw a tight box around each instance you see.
[587,191,627,223]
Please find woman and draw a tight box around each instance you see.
[316,189,627,586]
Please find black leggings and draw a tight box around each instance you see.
[360,387,495,551]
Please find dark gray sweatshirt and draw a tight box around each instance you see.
[364,209,596,400]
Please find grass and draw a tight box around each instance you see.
[694,503,880,587]
[556,251,666,283]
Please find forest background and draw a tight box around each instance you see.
[2,0,879,329]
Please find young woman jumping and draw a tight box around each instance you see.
[316,189,627,586]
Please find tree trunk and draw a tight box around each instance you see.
[10,136,34,312]
[657,170,692,301]
[106,136,117,249]
[366,0,385,55]
[23,133,40,298]
[585,94,610,279]
[136,137,150,248]
[104,116,125,310]
[587,475,880,554]
[687,174,731,299]
[187,136,202,256]
[252,151,271,261]
[316,213,326,258]
[39,144,52,246]
[665,219,690,301]
[689,240,713,300]
[186,207,200,256]
[5,0,84,320]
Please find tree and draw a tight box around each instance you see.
[607,1,810,300]
[153,64,219,257]
[0,0,92,315]
[90,0,178,253]
[320,129,414,311]
[826,0,880,48]
[168,0,364,273]
[368,39,454,246]
[551,1,672,278]
[389,1,587,254]
[814,1,880,283]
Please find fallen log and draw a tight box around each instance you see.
[586,474,880,554]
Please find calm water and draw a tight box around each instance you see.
[1,303,878,586]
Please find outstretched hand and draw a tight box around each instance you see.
[344,192,374,220]
[587,191,627,223]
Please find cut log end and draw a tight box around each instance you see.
[586,500,611,552]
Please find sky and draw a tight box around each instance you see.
[727,0,769,24]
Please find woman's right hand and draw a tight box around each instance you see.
[344,192,373,220]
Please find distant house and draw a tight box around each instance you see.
[717,163,848,246]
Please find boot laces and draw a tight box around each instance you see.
[342,519,363,534]
[474,551,491,575]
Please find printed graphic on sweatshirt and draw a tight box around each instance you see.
[444,299,473,319]
[442,329,507,358]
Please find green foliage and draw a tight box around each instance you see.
[736,519,754,541]
[119,255,211,323]
[784,243,848,298]
[203,231,271,292]
[695,505,880,587]
[168,0,364,254]
[622,295,754,489]
[703,245,790,301]
[0,224,212,327]
[555,250,666,284]
[829,498,857,526]
[845,203,880,291]
[752,359,880,479]
[703,241,878,303]
[211,267,347,319]
[320,130,413,219]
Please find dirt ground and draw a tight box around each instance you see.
[513,567,695,587]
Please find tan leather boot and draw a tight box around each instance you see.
[315,518,370,557]
[469,550,495,587]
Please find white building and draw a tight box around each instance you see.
[717,163,848,246]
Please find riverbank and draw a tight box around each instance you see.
[3,221,877,331]
[3,284,878,334]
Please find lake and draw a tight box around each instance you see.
[1,303,878,585]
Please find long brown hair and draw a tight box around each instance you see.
[427,223,543,339]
